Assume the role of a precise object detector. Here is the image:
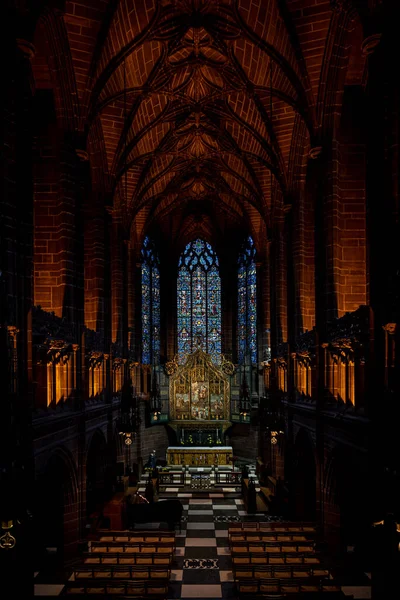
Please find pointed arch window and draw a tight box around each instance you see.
[141,237,160,365]
[238,236,257,364]
[177,239,221,363]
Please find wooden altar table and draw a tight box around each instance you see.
[166,446,233,466]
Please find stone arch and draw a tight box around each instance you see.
[324,445,369,551]
[35,446,79,563]
[85,429,109,519]
[292,428,317,521]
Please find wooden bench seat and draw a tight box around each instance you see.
[232,564,331,580]
[231,541,315,554]
[232,553,321,566]
[229,532,314,543]
[74,566,171,581]
[229,521,317,533]
[63,580,169,596]
[83,552,172,566]
[236,578,343,596]
[90,541,174,554]
[97,531,175,544]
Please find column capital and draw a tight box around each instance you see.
[75,149,89,161]
[16,38,35,60]
[383,323,397,335]
[309,146,323,159]
[361,33,382,56]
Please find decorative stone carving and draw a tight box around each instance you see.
[88,351,104,368]
[32,306,76,345]
[16,39,35,60]
[75,149,89,161]
[295,329,316,355]
[326,305,369,346]
[112,358,125,371]
[85,328,104,353]
[383,323,397,335]
[221,354,235,376]
[111,341,123,359]
[165,355,179,376]
[309,146,322,159]
[361,33,381,56]
[276,341,288,359]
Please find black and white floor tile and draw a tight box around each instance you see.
[165,491,240,598]
[32,487,372,599]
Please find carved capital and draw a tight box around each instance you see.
[7,326,19,340]
[112,357,124,370]
[75,149,89,161]
[361,33,381,56]
[16,39,35,60]
[88,351,104,368]
[383,323,397,335]
[309,146,322,159]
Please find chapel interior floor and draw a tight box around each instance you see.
[34,490,372,599]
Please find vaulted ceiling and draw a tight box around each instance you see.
[33,0,365,249]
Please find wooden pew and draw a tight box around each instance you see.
[96,530,175,544]
[90,541,174,554]
[73,565,170,581]
[230,541,316,554]
[236,578,344,597]
[232,564,331,580]
[229,522,317,532]
[231,552,322,566]
[63,579,169,597]
[83,552,172,566]
[229,531,316,543]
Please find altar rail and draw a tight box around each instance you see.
[215,471,241,485]
[158,472,185,486]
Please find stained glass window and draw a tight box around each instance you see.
[177,239,221,363]
[238,236,257,364]
[142,237,160,365]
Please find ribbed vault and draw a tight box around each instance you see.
[50,0,343,243]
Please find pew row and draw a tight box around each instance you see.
[96,531,175,544]
[229,522,317,533]
[73,566,170,581]
[90,541,174,554]
[232,565,331,580]
[232,553,322,565]
[83,552,172,566]
[231,542,315,553]
[236,579,343,596]
[63,580,168,597]
[230,532,316,543]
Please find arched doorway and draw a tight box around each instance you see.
[293,429,317,520]
[86,430,109,520]
[325,446,369,552]
[35,449,78,565]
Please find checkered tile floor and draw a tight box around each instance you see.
[33,491,373,599]
[167,492,245,599]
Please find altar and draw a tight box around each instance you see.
[167,446,233,467]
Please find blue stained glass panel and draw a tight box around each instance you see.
[141,237,160,365]
[237,237,257,365]
[177,239,221,364]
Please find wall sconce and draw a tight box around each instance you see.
[124,432,133,446]
[270,430,284,445]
